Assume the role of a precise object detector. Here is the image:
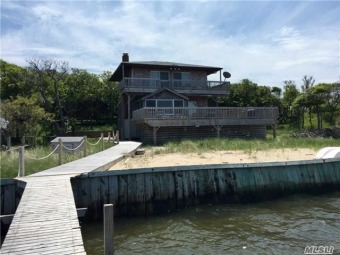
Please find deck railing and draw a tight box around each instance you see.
[120,78,230,92]
[132,107,279,121]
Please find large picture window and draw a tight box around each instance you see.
[145,99,186,108]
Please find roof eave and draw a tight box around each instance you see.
[109,62,222,81]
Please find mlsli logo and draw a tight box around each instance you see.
[304,246,334,255]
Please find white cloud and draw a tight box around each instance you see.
[1,0,339,87]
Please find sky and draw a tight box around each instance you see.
[1,0,339,88]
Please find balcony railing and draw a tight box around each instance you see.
[133,107,279,121]
[120,78,229,92]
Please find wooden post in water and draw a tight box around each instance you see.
[104,204,114,255]
[101,133,104,151]
[83,136,87,157]
[18,146,25,177]
[58,138,63,165]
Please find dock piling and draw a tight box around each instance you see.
[104,204,114,255]
[18,146,25,177]
[58,138,63,165]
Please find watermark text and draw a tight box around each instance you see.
[304,246,334,255]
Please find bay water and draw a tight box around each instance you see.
[81,192,340,255]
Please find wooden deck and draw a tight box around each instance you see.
[132,107,279,127]
[0,141,141,255]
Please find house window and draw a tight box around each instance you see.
[145,99,156,107]
[174,100,184,107]
[173,72,191,88]
[145,99,185,108]
[157,100,173,107]
[150,71,169,88]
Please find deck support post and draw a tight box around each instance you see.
[272,124,277,139]
[104,204,114,255]
[153,127,160,146]
[121,94,125,139]
[127,94,131,140]
[18,146,25,177]
[213,125,221,138]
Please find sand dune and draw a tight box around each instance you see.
[110,148,317,170]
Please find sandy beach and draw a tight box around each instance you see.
[110,148,317,170]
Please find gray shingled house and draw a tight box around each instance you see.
[110,53,278,145]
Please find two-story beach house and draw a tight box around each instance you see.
[110,53,278,145]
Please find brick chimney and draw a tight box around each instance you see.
[122,53,129,62]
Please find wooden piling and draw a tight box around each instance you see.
[108,132,111,146]
[58,138,63,165]
[18,146,25,177]
[104,204,114,255]
[101,133,104,151]
[116,131,119,144]
[83,136,87,157]
[7,136,11,155]
[7,136,11,150]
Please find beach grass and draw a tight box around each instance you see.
[150,136,340,155]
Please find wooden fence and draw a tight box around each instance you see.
[71,158,340,220]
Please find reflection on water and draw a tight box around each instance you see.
[81,192,340,255]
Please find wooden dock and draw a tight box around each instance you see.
[0,141,141,255]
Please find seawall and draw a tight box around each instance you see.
[71,158,340,220]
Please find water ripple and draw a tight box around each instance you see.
[82,192,340,255]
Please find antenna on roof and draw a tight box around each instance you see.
[223,71,231,81]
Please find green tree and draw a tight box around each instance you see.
[1,96,52,137]
[227,79,258,106]
[301,75,315,127]
[254,85,281,107]
[98,70,121,122]
[0,60,30,100]
[282,81,300,126]
[26,58,69,133]
[271,86,282,98]
[321,82,340,124]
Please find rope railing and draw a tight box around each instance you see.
[62,140,85,151]
[4,147,20,153]
[86,135,103,146]
[25,144,60,160]
[9,131,119,177]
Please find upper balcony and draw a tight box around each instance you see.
[120,78,230,95]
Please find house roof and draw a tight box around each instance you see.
[110,60,222,81]
[140,88,189,101]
